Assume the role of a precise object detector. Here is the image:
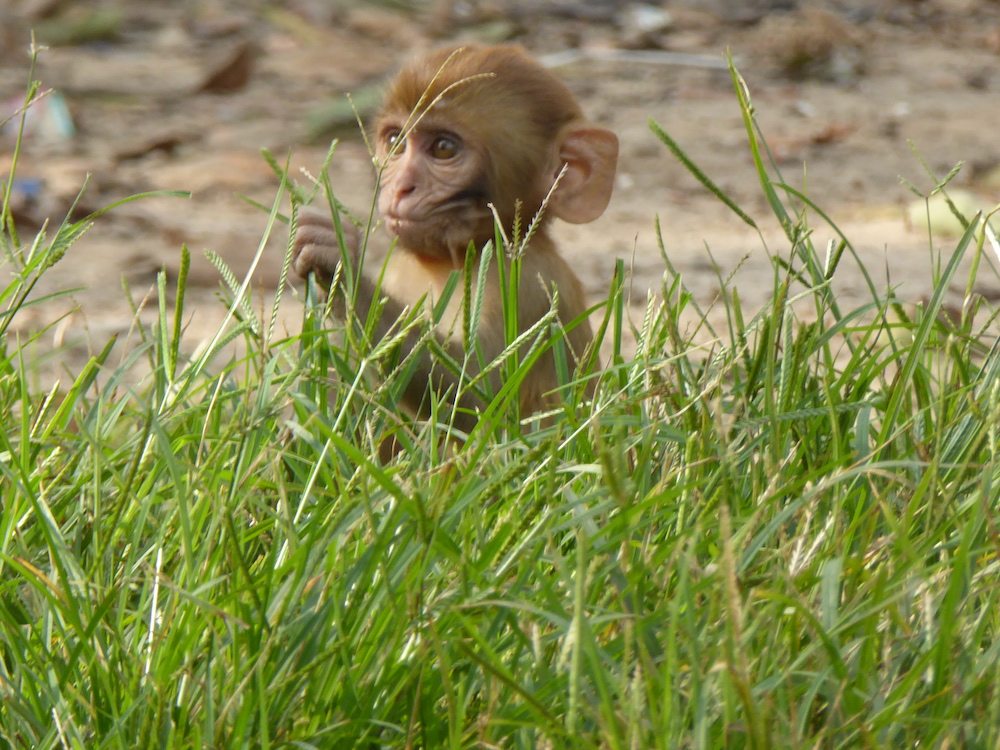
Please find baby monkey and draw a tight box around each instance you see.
[292,44,618,434]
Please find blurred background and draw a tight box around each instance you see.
[2,0,999,383]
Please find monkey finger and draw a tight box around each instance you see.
[292,244,337,279]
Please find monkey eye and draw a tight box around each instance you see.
[430,134,460,160]
[383,129,405,152]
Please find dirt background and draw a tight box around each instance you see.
[3,0,1000,386]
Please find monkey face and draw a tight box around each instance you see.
[375,117,495,262]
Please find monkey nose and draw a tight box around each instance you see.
[389,186,415,217]
[389,173,422,214]
[394,150,423,185]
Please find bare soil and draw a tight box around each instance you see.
[3,0,1000,386]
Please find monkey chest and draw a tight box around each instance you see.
[381,254,500,344]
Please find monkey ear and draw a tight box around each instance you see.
[547,126,619,224]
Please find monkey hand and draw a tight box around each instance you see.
[291,207,361,289]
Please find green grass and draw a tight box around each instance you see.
[3,55,1000,749]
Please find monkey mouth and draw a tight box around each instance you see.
[384,214,439,246]
[384,211,458,233]
[385,214,420,234]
